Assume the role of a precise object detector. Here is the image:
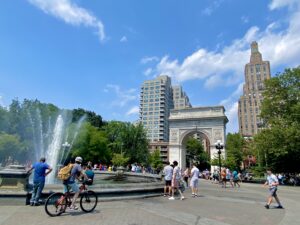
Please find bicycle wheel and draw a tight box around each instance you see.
[45,192,67,217]
[80,190,98,212]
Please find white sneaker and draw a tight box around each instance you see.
[181,196,185,200]
[168,197,175,200]
[69,205,79,210]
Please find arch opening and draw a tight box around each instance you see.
[181,130,211,170]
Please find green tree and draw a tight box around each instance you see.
[111,153,129,167]
[149,149,163,171]
[253,67,300,172]
[105,121,149,164]
[225,133,244,170]
[185,137,210,169]
[71,123,111,164]
[72,108,104,128]
[0,106,10,133]
[0,133,27,164]
[105,121,125,154]
[8,99,22,135]
[210,154,226,167]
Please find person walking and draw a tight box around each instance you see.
[169,161,185,200]
[183,168,190,187]
[163,161,173,197]
[232,169,240,188]
[226,168,234,188]
[212,170,219,184]
[190,163,200,197]
[263,168,284,209]
[221,168,227,188]
[28,157,52,206]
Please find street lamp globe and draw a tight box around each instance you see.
[62,142,71,148]
[214,140,224,182]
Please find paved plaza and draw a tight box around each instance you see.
[0,180,299,225]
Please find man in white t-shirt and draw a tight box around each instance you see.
[131,163,136,172]
[163,161,173,197]
[263,168,283,209]
[190,163,200,197]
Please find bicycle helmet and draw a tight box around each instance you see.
[75,156,83,163]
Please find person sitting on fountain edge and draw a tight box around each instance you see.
[63,156,91,210]
[28,157,52,206]
[85,165,94,185]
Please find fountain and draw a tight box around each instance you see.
[46,115,65,184]
[0,110,164,202]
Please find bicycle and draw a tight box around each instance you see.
[45,181,98,217]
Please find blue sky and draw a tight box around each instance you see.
[0,0,300,133]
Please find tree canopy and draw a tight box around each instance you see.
[253,67,300,172]
[185,137,210,170]
[0,99,150,168]
[224,133,244,170]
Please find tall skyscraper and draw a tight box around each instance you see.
[238,41,271,137]
[140,75,192,142]
[140,75,173,142]
[172,85,192,109]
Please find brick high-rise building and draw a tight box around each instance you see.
[238,41,271,137]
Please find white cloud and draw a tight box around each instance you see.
[120,36,128,42]
[0,95,4,107]
[126,106,139,116]
[219,83,243,106]
[153,0,300,132]
[28,0,106,42]
[241,16,249,24]
[105,84,138,107]
[269,0,299,10]
[201,0,224,16]
[218,83,244,133]
[140,56,159,64]
[155,1,300,88]
[143,68,153,76]
[225,102,239,133]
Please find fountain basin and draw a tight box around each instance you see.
[0,165,31,191]
[0,171,164,205]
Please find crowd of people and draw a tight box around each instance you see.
[276,173,300,186]
[20,154,290,211]
[90,162,160,174]
[163,161,201,200]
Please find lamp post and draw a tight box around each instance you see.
[62,142,71,148]
[61,141,71,165]
[215,140,224,182]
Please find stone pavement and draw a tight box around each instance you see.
[0,180,299,225]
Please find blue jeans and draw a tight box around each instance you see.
[30,181,45,204]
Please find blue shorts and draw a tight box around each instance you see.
[63,182,79,193]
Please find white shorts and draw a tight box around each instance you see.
[190,178,199,188]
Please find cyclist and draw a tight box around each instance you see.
[63,156,91,210]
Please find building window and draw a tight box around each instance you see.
[255,64,260,73]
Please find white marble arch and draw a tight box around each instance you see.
[168,106,228,169]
